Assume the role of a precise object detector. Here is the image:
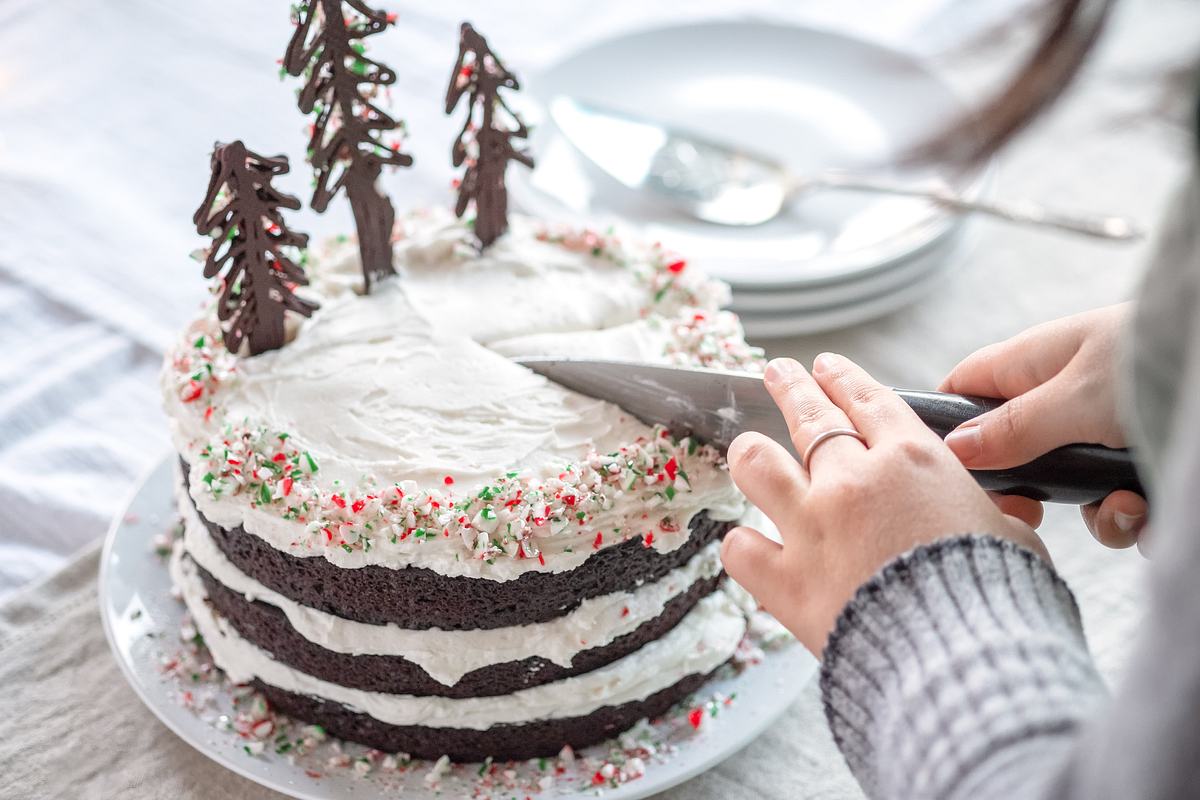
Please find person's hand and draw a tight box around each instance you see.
[938,304,1148,552]
[720,354,1045,656]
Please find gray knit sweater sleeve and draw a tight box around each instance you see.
[820,536,1106,799]
[820,165,1200,800]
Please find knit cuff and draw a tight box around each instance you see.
[820,535,1106,800]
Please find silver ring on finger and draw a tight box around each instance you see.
[801,427,868,472]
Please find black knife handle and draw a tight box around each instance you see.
[896,389,1144,506]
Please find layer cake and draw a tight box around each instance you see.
[162,209,764,761]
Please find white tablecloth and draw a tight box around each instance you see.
[1,0,1198,797]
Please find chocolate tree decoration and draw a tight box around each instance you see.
[283,0,412,292]
[444,22,535,248]
[193,141,318,356]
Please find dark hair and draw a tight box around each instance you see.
[915,0,1114,166]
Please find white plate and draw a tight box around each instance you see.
[512,21,992,290]
[730,218,970,314]
[737,219,975,339]
[100,457,816,800]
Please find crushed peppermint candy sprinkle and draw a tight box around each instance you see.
[168,329,238,410]
[189,420,721,563]
[534,223,718,315]
[660,307,765,373]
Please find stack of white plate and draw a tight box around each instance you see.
[718,211,980,338]
[509,21,991,338]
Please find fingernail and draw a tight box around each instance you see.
[1114,511,1145,534]
[1136,532,1152,559]
[764,358,801,384]
[812,352,838,373]
[944,424,982,462]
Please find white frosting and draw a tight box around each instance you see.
[185,286,648,494]
[389,218,657,346]
[172,544,746,730]
[178,485,725,686]
[162,210,752,580]
[487,319,675,363]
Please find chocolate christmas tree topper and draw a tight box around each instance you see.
[445,22,535,249]
[283,0,412,292]
[193,141,318,356]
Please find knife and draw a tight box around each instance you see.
[517,357,1143,506]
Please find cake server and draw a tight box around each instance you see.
[550,96,1143,240]
[517,357,1142,506]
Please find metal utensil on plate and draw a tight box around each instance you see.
[550,97,1142,241]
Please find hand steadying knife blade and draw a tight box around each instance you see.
[517,357,1141,506]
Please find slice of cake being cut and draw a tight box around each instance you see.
[162,209,765,762]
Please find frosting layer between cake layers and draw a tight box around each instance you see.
[162,210,761,582]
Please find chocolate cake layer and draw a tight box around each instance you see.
[252,667,722,762]
[197,558,724,698]
[182,463,733,629]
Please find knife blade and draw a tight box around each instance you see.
[517,357,1143,506]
